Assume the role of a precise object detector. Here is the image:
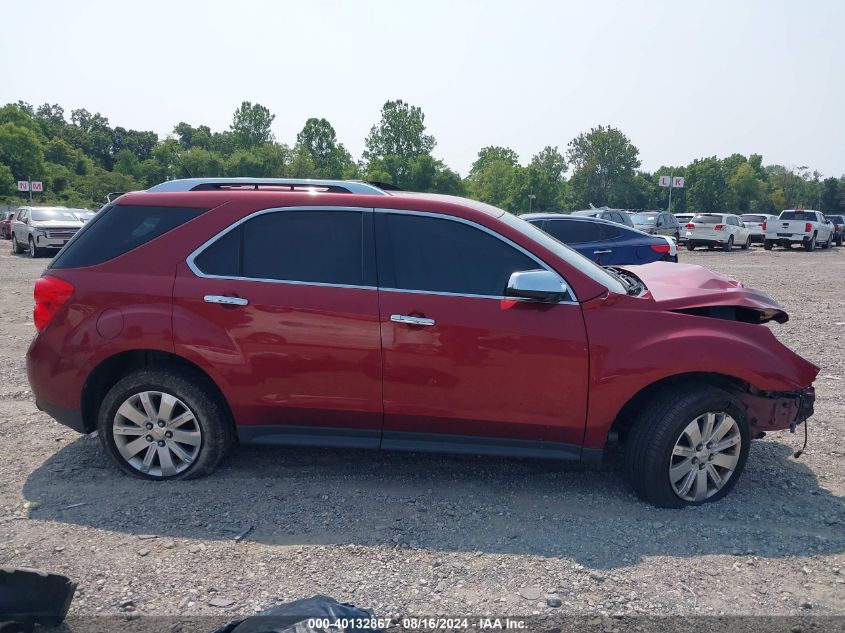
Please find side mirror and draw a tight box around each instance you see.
[506,270,569,303]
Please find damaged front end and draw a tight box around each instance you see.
[737,386,815,435]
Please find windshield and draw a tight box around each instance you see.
[31,209,80,222]
[740,214,767,223]
[632,213,658,224]
[498,212,627,295]
[828,215,844,223]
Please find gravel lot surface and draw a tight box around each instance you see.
[0,242,843,631]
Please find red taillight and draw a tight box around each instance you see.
[714,224,725,231]
[685,223,695,229]
[33,275,74,332]
[761,221,767,230]
[650,244,671,253]
[805,223,812,232]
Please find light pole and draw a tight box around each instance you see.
[528,187,536,214]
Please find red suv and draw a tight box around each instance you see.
[26,178,818,507]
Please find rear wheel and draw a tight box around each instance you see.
[11,234,24,254]
[763,240,774,251]
[723,236,733,252]
[97,368,234,480]
[837,236,843,247]
[625,385,750,508]
[805,234,816,252]
[686,243,695,251]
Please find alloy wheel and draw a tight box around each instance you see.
[29,239,36,258]
[669,412,741,502]
[112,391,203,478]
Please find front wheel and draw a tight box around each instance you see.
[97,367,234,480]
[29,237,41,258]
[625,386,750,508]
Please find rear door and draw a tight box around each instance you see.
[173,206,384,446]
[375,210,589,455]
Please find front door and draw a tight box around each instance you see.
[375,211,590,457]
[173,206,383,447]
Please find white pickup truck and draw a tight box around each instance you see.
[763,209,835,251]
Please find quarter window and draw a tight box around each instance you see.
[376,213,539,296]
[194,209,375,287]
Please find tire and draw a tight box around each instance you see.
[804,234,816,252]
[723,236,733,252]
[28,237,41,258]
[763,240,773,251]
[824,234,833,249]
[625,385,750,508]
[11,234,24,254]
[837,236,843,247]
[97,367,234,481]
[741,237,751,250]
[686,243,695,251]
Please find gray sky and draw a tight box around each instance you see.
[2,0,843,177]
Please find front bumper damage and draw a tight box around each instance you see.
[738,386,815,434]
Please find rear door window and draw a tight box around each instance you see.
[50,204,207,269]
[193,209,376,287]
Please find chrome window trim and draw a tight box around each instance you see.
[186,205,578,304]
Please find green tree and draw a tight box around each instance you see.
[468,146,520,178]
[295,118,354,179]
[363,100,435,186]
[820,177,843,214]
[0,163,14,197]
[34,103,66,138]
[728,162,763,212]
[686,157,734,212]
[566,126,641,208]
[230,102,275,149]
[0,123,44,180]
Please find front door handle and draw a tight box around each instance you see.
[390,314,435,327]
[593,249,612,254]
[204,295,249,306]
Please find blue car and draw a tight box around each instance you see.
[522,213,678,266]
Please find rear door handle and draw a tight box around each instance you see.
[390,314,435,326]
[204,295,249,306]
[593,250,612,254]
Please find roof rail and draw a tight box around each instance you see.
[146,178,388,195]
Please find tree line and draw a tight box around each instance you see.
[1,99,843,215]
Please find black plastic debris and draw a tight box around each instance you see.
[213,595,386,633]
[0,567,77,631]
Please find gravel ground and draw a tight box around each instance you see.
[0,242,843,631]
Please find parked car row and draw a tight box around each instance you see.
[4,206,96,257]
[25,177,819,508]
[578,207,843,254]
